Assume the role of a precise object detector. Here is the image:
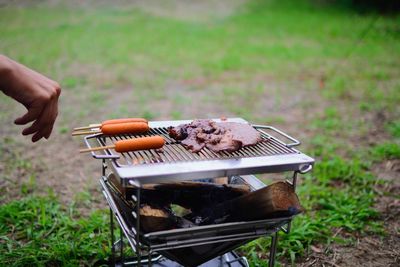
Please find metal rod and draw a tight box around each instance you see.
[107,160,116,267]
[148,250,152,267]
[121,254,162,266]
[286,171,298,234]
[292,171,298,191]
[120,227,124,266]
[102,159,106,176]
[136,187,141,266]
[146,229,283,251]
[254,125,300,147]
[268,232,278,267]
[110,207,115,267]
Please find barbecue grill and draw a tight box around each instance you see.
[82,118,314,266]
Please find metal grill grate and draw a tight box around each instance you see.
[99,127,299,167]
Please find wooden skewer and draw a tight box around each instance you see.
[72,130,100,136]
[80,145,115,153]
[73,124,101,131]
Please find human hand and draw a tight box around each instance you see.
[0,55,61,142]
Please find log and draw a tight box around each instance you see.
[196,181,304,224]
[108,174,250,212]
[139,205,196,233]
[137,181,251,212]
[108,173,302,228]
[139,205,178,233]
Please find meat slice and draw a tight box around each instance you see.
[168,119,262,153]
[181,127,205,153]
[168,119,214,140]
[205,132,241,153]
[216,122,262,146]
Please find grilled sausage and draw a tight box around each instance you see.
[101,122,149,135]
[114,136,165,152]
[101,118,148,127]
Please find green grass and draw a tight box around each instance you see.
[0,195,110,266]
[241,154,383,266]
[0,0,399,266]
[1,1,398,121]
[386,120,400,138]
[1,1,399,78]
[370,142,400,161]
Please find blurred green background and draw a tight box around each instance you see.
[1,0,399,266]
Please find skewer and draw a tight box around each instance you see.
[73,124,101,131]
[80,145,115,153]
[79,136,165,153]
[72,130,100,136]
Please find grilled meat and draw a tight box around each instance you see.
[168,119,262,153]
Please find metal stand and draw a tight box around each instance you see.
[102,154,309,267]
[268,232,278,267]
[109,210,248,267]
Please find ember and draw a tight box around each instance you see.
[118,180,303,232]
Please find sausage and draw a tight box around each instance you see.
[101,118,148,127]
[73,118,148,132]
[114,136,165,152]
[101,122,149,135]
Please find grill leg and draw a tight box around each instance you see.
[110,207,115,267]
[268,232,278,267]
[136,187,141,267]
[286,171,298,233]
[292,171,298,191]
[147,251,152,267]
[120,227,124,266]
[102,159,106,176]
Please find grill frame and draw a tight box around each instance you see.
[101,174,294,267]
[84,118,314,186]
[83,118,315,266]
[101,175,292,252]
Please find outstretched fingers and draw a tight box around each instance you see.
[14,103,44,125]
[2,54,62,142]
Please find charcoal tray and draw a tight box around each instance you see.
[101,175,293,266]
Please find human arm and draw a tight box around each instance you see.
[0,55,61,142]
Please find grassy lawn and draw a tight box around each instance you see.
[1,0,399,266]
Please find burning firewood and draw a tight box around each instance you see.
[140,205,198,233]
[136,181,251,212]
[139,181,302,229]
[139,205,177,233]
[195,181,303,225]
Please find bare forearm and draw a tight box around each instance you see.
[0,54,61,142]
[0,54,14,94]
[0,54,12,71]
